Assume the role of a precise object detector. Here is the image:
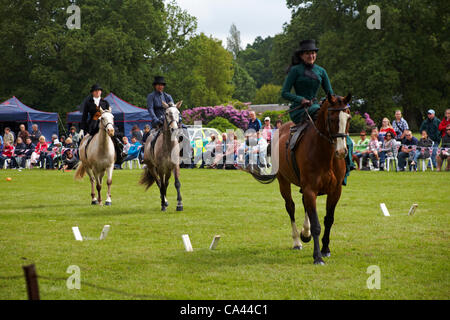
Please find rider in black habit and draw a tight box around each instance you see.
[80,84,125,163]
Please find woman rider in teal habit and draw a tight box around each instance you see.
[281,39,354,184]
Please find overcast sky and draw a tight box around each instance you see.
[174,0,292,48]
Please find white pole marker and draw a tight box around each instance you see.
[72,227,83,241]
[99,225,110,240]
[380,203,390,217]
[182,234,193,252]
[209,235,221,250]
[408,204,418,216]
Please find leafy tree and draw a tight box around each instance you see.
[226,23,241,59]
[253,84,283,104]
[0,0,196,115]
[270,0,449,129]
[167,33,234,108]
[231,62,256,102]
[237,36,274,88]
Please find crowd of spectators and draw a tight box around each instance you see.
[352,109,450,171]
[2,108,449,172]
[0,125,82,171]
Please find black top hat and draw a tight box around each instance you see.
[153,76,166,86]
[90,84,103,92]
[299,39,319,52]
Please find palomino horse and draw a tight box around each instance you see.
[140,101,183,212]
[250,93,352,265]
[74,109,115,206]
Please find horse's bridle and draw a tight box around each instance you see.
[305,104,350,145]
[100,112,114,132]
[163,107,180,129]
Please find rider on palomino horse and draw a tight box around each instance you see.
[281,39,354,184]
[79,84,125,164]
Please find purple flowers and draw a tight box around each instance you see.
[363,113,376,127]
[182,105,250,129]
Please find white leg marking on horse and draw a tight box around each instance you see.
[291,221,302,248]
[301,212,311,238]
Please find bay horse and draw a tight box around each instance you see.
[74,108,116,206]
[140,101,183,212]
[250,93,352,265]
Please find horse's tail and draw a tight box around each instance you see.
[139,167,155,190]
[242,165,277,184]
[74,161,86,181]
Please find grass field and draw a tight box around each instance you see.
[0,168,448,300]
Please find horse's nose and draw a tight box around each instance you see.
[335,148,347,159]
[108,128,115,137]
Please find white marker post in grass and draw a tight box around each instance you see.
[380,203,390,217]
[182,234,193,252]
[408,204,418,216]
[72,227,83,241]
[209,235,221,250]
[99,225,110,240]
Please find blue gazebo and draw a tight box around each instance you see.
[0,96,59,140]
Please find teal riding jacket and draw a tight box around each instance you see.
[281,62,333,124]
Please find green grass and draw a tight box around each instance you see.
[0,168,448,300]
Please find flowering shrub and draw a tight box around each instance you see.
[182,105,250,130]
[354,111,376,128]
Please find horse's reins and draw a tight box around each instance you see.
[304,104,350,146]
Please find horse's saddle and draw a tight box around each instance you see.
[287,121,310,152]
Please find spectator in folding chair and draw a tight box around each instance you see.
[353,130,369,170]
[397,130,419,171]
[11,137,27,169]
[60,149,79,171]
[392,110,409,141]
[0,141,14,169]
[436,124,450,171]
[64,137,77,149]
[29,124,41,145]
[23,137,35,167]
[3,127,14,146]
[361,128,380,170]
[420,109,441,168]
[411,130,433,170]
[122,136,142,163]
[379,131,396,171]
[30,136,48,168]
[18,124,30,142]
[68,126,80,147]
[45,139,62,169]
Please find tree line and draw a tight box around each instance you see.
[0,0,448,129]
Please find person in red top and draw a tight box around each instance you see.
[438,109,450,137]
[379,118,397,140]
[30,135,48,167]
[0,141,14,169]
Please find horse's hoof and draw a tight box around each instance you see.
[91,200,99,205]
[105,201,112,206]
[314,258,325,265]
[321,250,330,258]
[300,233,312,243]
[293,245,302,250]
[161,207,167,212]
[176,206,183,212]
